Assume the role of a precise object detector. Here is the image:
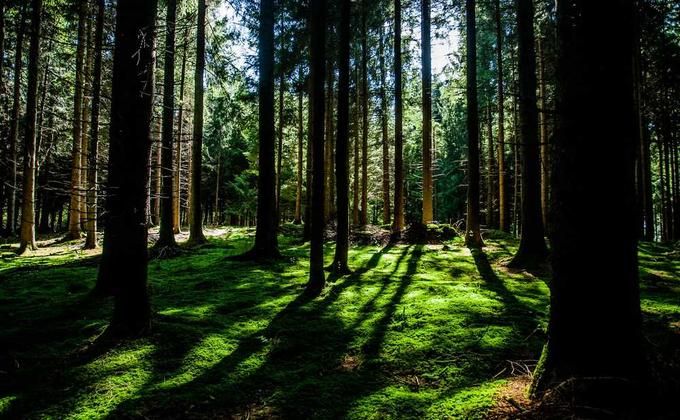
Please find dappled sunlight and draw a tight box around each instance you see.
[2,230,679,418]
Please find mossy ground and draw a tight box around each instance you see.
[0,227,678,419]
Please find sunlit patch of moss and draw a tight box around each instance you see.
[1,229,678,418]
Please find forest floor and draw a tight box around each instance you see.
[0,227,678,419]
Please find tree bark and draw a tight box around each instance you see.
[156,0,179,249]
[531,0,644,398]
[187,0,207,245]
[538,36,549,231]
[331,0,351,274]
[421,0,433,224]
[97,0,158,336]
[307,0,326,295]
[393,0,405,235]
[84,0,105,250]
[247,0,279,257]
[352,61,360,225]
[465,0,483,247]
[509,0,547,267]
[18,0,41,254]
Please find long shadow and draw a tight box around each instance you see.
[361,245,421,356]
[105,243,400,417]
[471,248,526,311]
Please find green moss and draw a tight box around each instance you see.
[0,230,677,419]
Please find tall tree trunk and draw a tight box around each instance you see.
[304,77,313,240]
[509,0,547,267]
[486,105,495,227]
[17,0,42,254]
[495,0,508,232]
[84,0,104,250]
[247,0,279,257]
[152,118,162,226]
[96,0,158,335]
[531,0,644,399]
[276,69,284,223]
[156,0,179,249]
[421,0,433,224]
[80,13,93,232]
[352,61,360,225]
[307,0,326,295]
[393,0,405,234]
[187,0,207,245]
[174,23,189,234]
[360,6,369,226]
[67,0,87,240]
[331,0,351,274]
[294,69,304,225]
[379,24,391,225]
[538,36,549,231]
[6,5,26,235]
[324,61,334,223]
[465,0,483,247]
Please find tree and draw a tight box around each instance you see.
[379,24,391,226]
[531,0,644,399]
[66,0,88,240]
[360,4,369,226]
[155,0,179,250]
[6,4,26,236]
[97,0,158,335]
[294,68,305,225]
[421,0,433,224]
[244,0,279,258]
[187,0,207,246]
[84,0,105,250]
[495,0,508,232]
[508,0,548,268]
[174,22,190,234]
[17,0,42,254]
[393,0,405,235]
[465,0,483,248]
[307,0,326,295]
[330,0,351,274]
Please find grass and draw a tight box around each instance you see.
[0,227,678,419]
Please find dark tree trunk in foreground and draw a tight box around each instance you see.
[531,0,644,402]
[330,0,351,274]
[18,0,42,254]
[421,0,433,224]
[96,0,158,336]
[509,0,548,267]
[84,0,105,250]
[496,0,508,232]
[393,0,405,235]
[465,0,483,248]
[155,0,179,249]
[187,0,207,245]
[246,0,279,258]
[307,0,326,295]
[6,5,26,236]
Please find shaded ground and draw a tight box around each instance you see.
[0,228,678,419]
